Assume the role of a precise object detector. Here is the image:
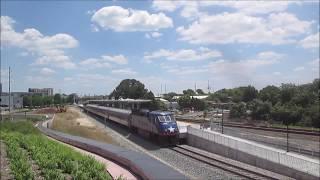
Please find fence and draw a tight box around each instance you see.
[200,121,320,158]
[187,126,320,178]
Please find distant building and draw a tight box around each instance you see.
[28,88,53,96]
[0,92,23,109]
[173,95,209,100]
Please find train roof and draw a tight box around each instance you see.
[86,104,131,114]
[149,111,173,116]
[87,99,152,104]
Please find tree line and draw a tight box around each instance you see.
[23,94,77,107]
[108,78,319,128]
[203,79,318,128]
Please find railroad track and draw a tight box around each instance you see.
[176,118,319,136]
[170,145,280,180]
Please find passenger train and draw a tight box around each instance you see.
[83,104,180,144]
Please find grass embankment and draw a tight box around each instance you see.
[0,120,112,180]
[51,108,118,145]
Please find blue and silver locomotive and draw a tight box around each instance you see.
[83,103,179,144]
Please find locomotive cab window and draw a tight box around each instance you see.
[157,115,173,122]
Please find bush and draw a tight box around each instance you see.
[230,102,246,118]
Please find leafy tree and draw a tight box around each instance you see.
[143,91,155,99]
[207,89,230,102]
[183,89,196,96]
[259,85,280,105]
[249,99,271,120]
[271,103,302,125]
[54,94,62,105]
[23,96,32,107]
[32,95,43,107]
[242,86,258,102]
[230,102,246,118]
[280,83,296,104]
[43,96,53,106]
[178,95,207,111]
[196,89,205,95]
[109,79,153,100]
[163,92,178,101]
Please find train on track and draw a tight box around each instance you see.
[82,103,180,145]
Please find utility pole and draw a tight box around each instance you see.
[194,82,197,92]
[0,53,2,121]
[286,123,289,152]
[164,84,167,94]
[212,80,214,93]
[207,80,211,94]
[221,107,224,134]
[8,66,11,114]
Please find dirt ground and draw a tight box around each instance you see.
[0,141,14,180]
[51,107,119,145]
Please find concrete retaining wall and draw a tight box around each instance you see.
[187,126,319,180]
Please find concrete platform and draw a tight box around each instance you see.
[39,121,188,180]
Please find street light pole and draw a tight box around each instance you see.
[286,123,289,152]
[221,106,224,134]
[9,66,11,114]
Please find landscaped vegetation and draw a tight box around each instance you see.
[23,93,78,108]
[169,79,319,128]
[0,120,112,180]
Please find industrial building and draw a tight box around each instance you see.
[28,88,53,96]
[0,92,23,109]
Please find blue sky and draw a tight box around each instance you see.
[1,1,319,96]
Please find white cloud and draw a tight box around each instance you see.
[79,58,111,69]
[152,1,295,20]
[79,54,128,69]
[273,72,281,76]
[166,66,208,75]
[91,6,173,32]
[64,77,73,81]
[200,1,294,15]
[152,1,200,20]
[144,47,222,62]
[145,31,162,39]
[177,12,312,45]
[300,32,319,49]
[161,51,282,78]
[1,16,78,69]
[40,67,55,76]
[293,66,305,71]
[257,51,285,60]
[152,1,179,12]
[308,58,319,66]
[111,68,137,75]
[102,54,128,65]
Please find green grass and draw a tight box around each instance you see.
[0,120,112,180]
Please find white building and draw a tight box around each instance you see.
[0,93,23,109]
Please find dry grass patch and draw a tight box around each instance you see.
[51,108,119,145]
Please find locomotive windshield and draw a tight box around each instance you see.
[157,115,175,122]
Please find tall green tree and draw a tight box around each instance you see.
[280,83,296,104]
[109,79,153,100]
[183,89,196,96]
[196,89,205,95]
[259,85,280,105]
[163,92,178,101]
[242,86,258,102]
[54,94,62,104]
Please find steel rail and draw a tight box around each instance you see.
[171,145,280,180]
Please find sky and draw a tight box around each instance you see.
[1,1,319,96]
